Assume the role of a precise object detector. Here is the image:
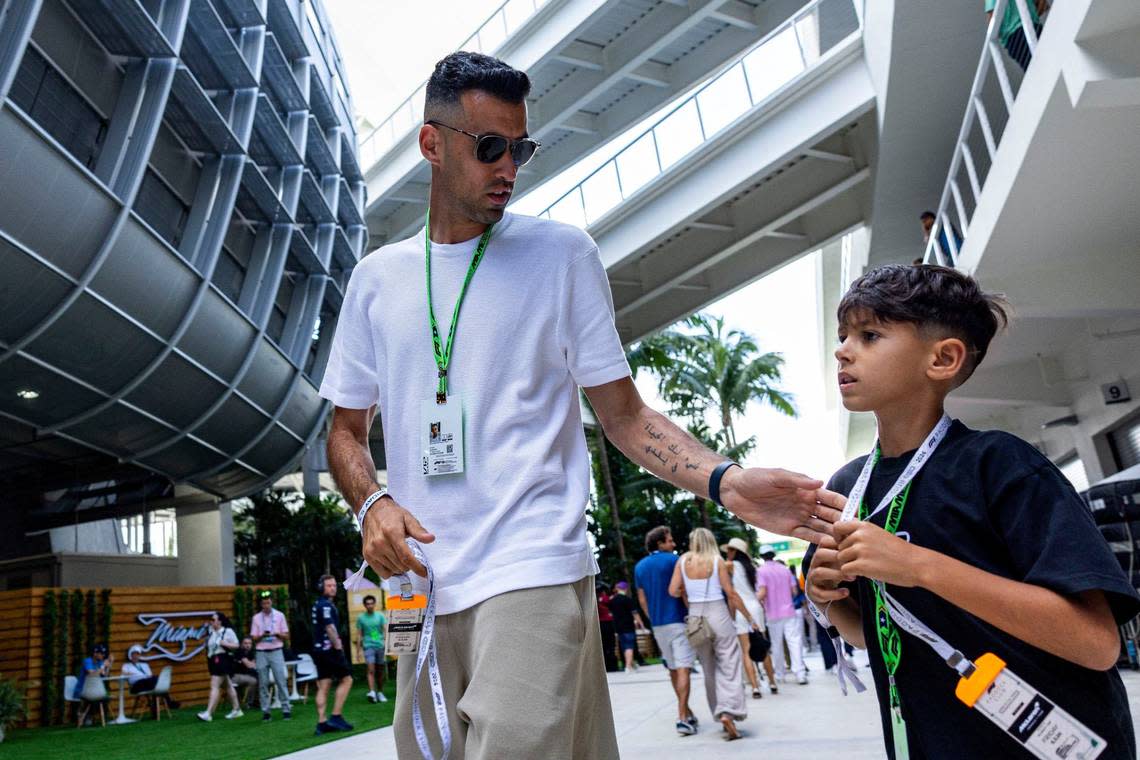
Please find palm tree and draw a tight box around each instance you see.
[633,313,796,526]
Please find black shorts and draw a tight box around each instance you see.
[312,649,351,681]
[207,654,233,677]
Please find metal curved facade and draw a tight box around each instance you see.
[0,0,365,505]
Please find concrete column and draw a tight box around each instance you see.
[175,498,235,586]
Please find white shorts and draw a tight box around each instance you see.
[652,623,696,670]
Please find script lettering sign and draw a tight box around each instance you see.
[136,610,214,662]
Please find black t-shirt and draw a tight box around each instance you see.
[311,597,339,652]
[806,421,1139,760]
[233,645,256,676]
[609,592,637,634]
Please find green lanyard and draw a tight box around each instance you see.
[860,448,913,758]
[424,210,494,403]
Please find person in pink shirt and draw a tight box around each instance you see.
[755,550,807,685]
[250,589,292,721]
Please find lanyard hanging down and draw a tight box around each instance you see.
[425,209,494,404]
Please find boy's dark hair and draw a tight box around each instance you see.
[838,264,1009,383]
[919,210,936,221]
[363,594,376,604]
[645,525,671,553]
[425,52,531,119]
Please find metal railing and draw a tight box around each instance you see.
[356,0,549,170]
[923,0,1041,266]
[536,0,860,229]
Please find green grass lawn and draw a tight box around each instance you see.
[0,666,394,760]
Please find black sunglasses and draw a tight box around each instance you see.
[427,120,541,167]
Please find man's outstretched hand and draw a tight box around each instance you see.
[720,467,846,543]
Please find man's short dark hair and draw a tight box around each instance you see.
[318,573,336,590]
[920,210,936,221]
[838,264,1009,382]
[425,51,531,119]
[645,525,671,553]
[363,595,376,604]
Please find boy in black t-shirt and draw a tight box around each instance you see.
[805,265,1139,759]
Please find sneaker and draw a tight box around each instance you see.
[676,718,696,736]
[752,687,763,699]
[262,711,271,722]
[770,684,779,695]
[225,709,244,719]
[377,692,388,703]
[283,710,292,721]
[687,713,699,729]
[367,691,377,703]
[315,721,331,735]
[196,711,212,722]
[328,714,354,731]
[797,674,808,685]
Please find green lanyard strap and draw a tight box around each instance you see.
[860,448,913,713]
[424,210,494,403]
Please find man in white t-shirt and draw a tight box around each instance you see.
[321,51,844,759]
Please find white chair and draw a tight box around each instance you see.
[132,666,173,721]
[63,676,81,726]
[294,653,318,702]
[76,675,109,728]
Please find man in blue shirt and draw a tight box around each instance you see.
[311,574,354,736]
[635,526,700,736]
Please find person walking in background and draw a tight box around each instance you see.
[722,538,768,699]
[636,526,701,737]
[312,574,354,735]
[609,581,643,672]
[198,612,243,722]
[355,594,388,703]
[231,637,259,710]
[669,528,756,740]
[597,582,620,672]
[986,0,1046,71]
[757,549,807,685]
[251,589,292,722]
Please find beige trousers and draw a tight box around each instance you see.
[394,576,620,760]
[688,600,747,721]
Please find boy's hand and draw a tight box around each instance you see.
[806,537,855,604]
[835,521,926,588]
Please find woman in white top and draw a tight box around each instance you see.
[723,538,777,699]
[198,611,242,722]
[668,527,754,739]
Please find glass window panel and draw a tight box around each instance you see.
[479,12,509,53]
[549,189,587,229]
[743,27,805,104]
[796,12,821,64]
[615,132,661,198]
[504,0,535,31]
[581,162,623,224]
[696,65,750,137]
[653,101,703,170]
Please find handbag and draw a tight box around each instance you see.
[748,629,771,661]
[683,558,715,648]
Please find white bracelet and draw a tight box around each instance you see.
[356,488,388,532]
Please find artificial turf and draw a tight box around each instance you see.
[0,667,394,760]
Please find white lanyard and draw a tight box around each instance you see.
[345,540,449,760]
[841,414,953,523]
[881,589,975,677]
[811,415,953,695]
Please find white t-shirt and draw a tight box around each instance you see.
[319,212,630,615]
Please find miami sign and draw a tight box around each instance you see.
[136,610,214,662]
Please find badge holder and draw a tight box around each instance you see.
[956,653,1107,759]
[385,577,427,656]
[420,394,464,477]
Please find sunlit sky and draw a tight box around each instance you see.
[323,1,850,523]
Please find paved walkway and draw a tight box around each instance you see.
[278,649,1140,759]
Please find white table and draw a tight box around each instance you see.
[101,675,137,725]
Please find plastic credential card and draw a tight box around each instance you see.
[419,395,463,476]
[957,653,1107,759]
[385,593,427,656]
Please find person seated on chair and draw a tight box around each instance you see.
[122,644,180,711]
[74,643,112,699]
[231,637,260,709]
